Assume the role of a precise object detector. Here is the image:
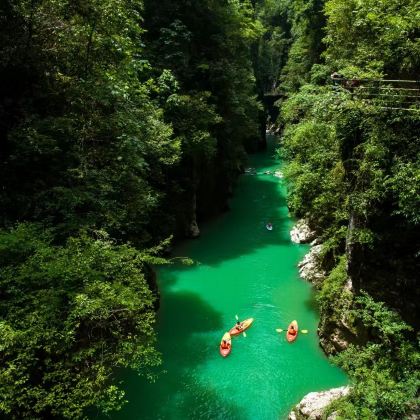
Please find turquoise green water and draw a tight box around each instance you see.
[110,137,347,419]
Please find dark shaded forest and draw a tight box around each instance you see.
[0,0,419,418]
[0,1,263,417]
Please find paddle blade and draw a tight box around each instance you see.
[243,331,247,338]
[301,330,308,333]
[235,314,239,320]
[276,328,284,333]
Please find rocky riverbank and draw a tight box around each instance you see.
[290,219,316,244]
[291,220,325,287]
[297,244,325,287]
[289,221,353,418]
[288,386,350,420]
[291,220,363,355]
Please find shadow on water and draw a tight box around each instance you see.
[303,289,320,313]
[92,290,247,419]
[177,381,247,420]
[172,143,294,268]
[158,290,224,338]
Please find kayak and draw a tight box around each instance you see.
[219,332,232,357]
[229,318,254,336]
[286,320,298,342]
[266,224,273,231]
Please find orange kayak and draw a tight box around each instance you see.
[219,332,232,357]
[286,320,298,342]
[229,318,254,336]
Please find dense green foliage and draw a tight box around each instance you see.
[0,0,263,417]
[0,0,179,244]
[0,224,162,418]
[254,0,291,94]
[1,0,419,417]
[141,0,264,221]
[330,294,419,419]
[267,0,419,417]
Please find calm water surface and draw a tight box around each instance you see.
[105,137,347,419]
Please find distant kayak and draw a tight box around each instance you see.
[266,224,273,231]
[219,332,232,357]
[286,320,298,342]
[229,318,254,336]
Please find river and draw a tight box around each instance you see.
[108,136,347,419]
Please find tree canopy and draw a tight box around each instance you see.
[268,0,419,417]
[0,0,264,417]
[0,0,419,417]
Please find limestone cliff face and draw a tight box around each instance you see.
[292,220,362,355]
[289,221,355,419]
[345,211,364,293]
[318,313,362,355]
[290,219,317,244]
[297,244,325,287]
[288,386,350,420]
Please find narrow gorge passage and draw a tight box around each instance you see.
[112,137,347,419]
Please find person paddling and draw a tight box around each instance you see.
[221,339,230,349]
[235,320,243,331]
[288,325,297,336]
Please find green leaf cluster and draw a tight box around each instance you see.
[0,0,266,417]
[330,294,419,419]
[0,224,161,418]
[263,0,420,416]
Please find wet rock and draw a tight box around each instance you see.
[298,245,325,286]
[186,220,200,238]
[319,327,350,353]
[319,315,367,355]
[310,237,322,246]
[266,123,279,135]
[244,167,257,175]
[290,219,317,244]
[288,386,350,419]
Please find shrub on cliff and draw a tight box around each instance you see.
[330,294,419,419]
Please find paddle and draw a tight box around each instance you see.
[235,314,247,337]
[276,328,308,333]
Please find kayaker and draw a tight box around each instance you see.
[288,325,297,336]
[236,321,243,331]
[221,340,230,349]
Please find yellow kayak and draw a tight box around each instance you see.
[229,318,254,336]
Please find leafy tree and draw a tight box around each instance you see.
[270,0,420,416]
[0,0,267,417]
[330,294,419,419]
[0,224,162,418]
[0,0,181,244]
[280,0,327,92]
[142,0,264,220]
[324,0,420,78]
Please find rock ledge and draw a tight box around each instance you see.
[288,386,350,420]
[298,244,325,285]
[290,219,316,244]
